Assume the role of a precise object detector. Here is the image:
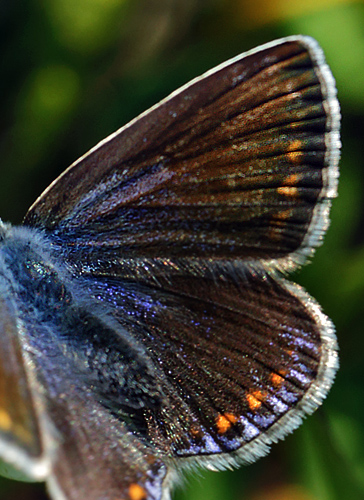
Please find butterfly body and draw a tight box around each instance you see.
[0,36,340,500]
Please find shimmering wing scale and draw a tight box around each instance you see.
[24,37,339,268]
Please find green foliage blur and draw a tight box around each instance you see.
[1,0,364,499]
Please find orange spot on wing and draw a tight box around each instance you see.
[129,483,147,500]
[287,139,302,152]
[190,424,203,439]
[268,209,293,240]
[0,409,33,444]
[275,209,292,220]
[277,186,299,198]
[284,173,300,185]
[246,390,266,411]
[270,372,285,387]
[0,409,12,432]
[216,413,239,434]
[287,150,303,164]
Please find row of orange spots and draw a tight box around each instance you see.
[245,370,288,411]
[189,369,290,440]
[187,370,290,441]
[270,171,302,239]
[279,138,303,198]
[269,208,293,240]
[269,138,304,236]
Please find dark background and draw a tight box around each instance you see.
[1,1,364,499]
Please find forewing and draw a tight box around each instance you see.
[24,37,339,268]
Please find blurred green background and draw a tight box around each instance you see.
[1,0,364,499]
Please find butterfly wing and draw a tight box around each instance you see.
[45,369,166,500]
[0,293,49,480]
[64,266,338,468]
[18,36,340,499]
[0,303,167,500]
[24,36,340,271]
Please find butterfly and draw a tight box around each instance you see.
[0,35,340,500]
